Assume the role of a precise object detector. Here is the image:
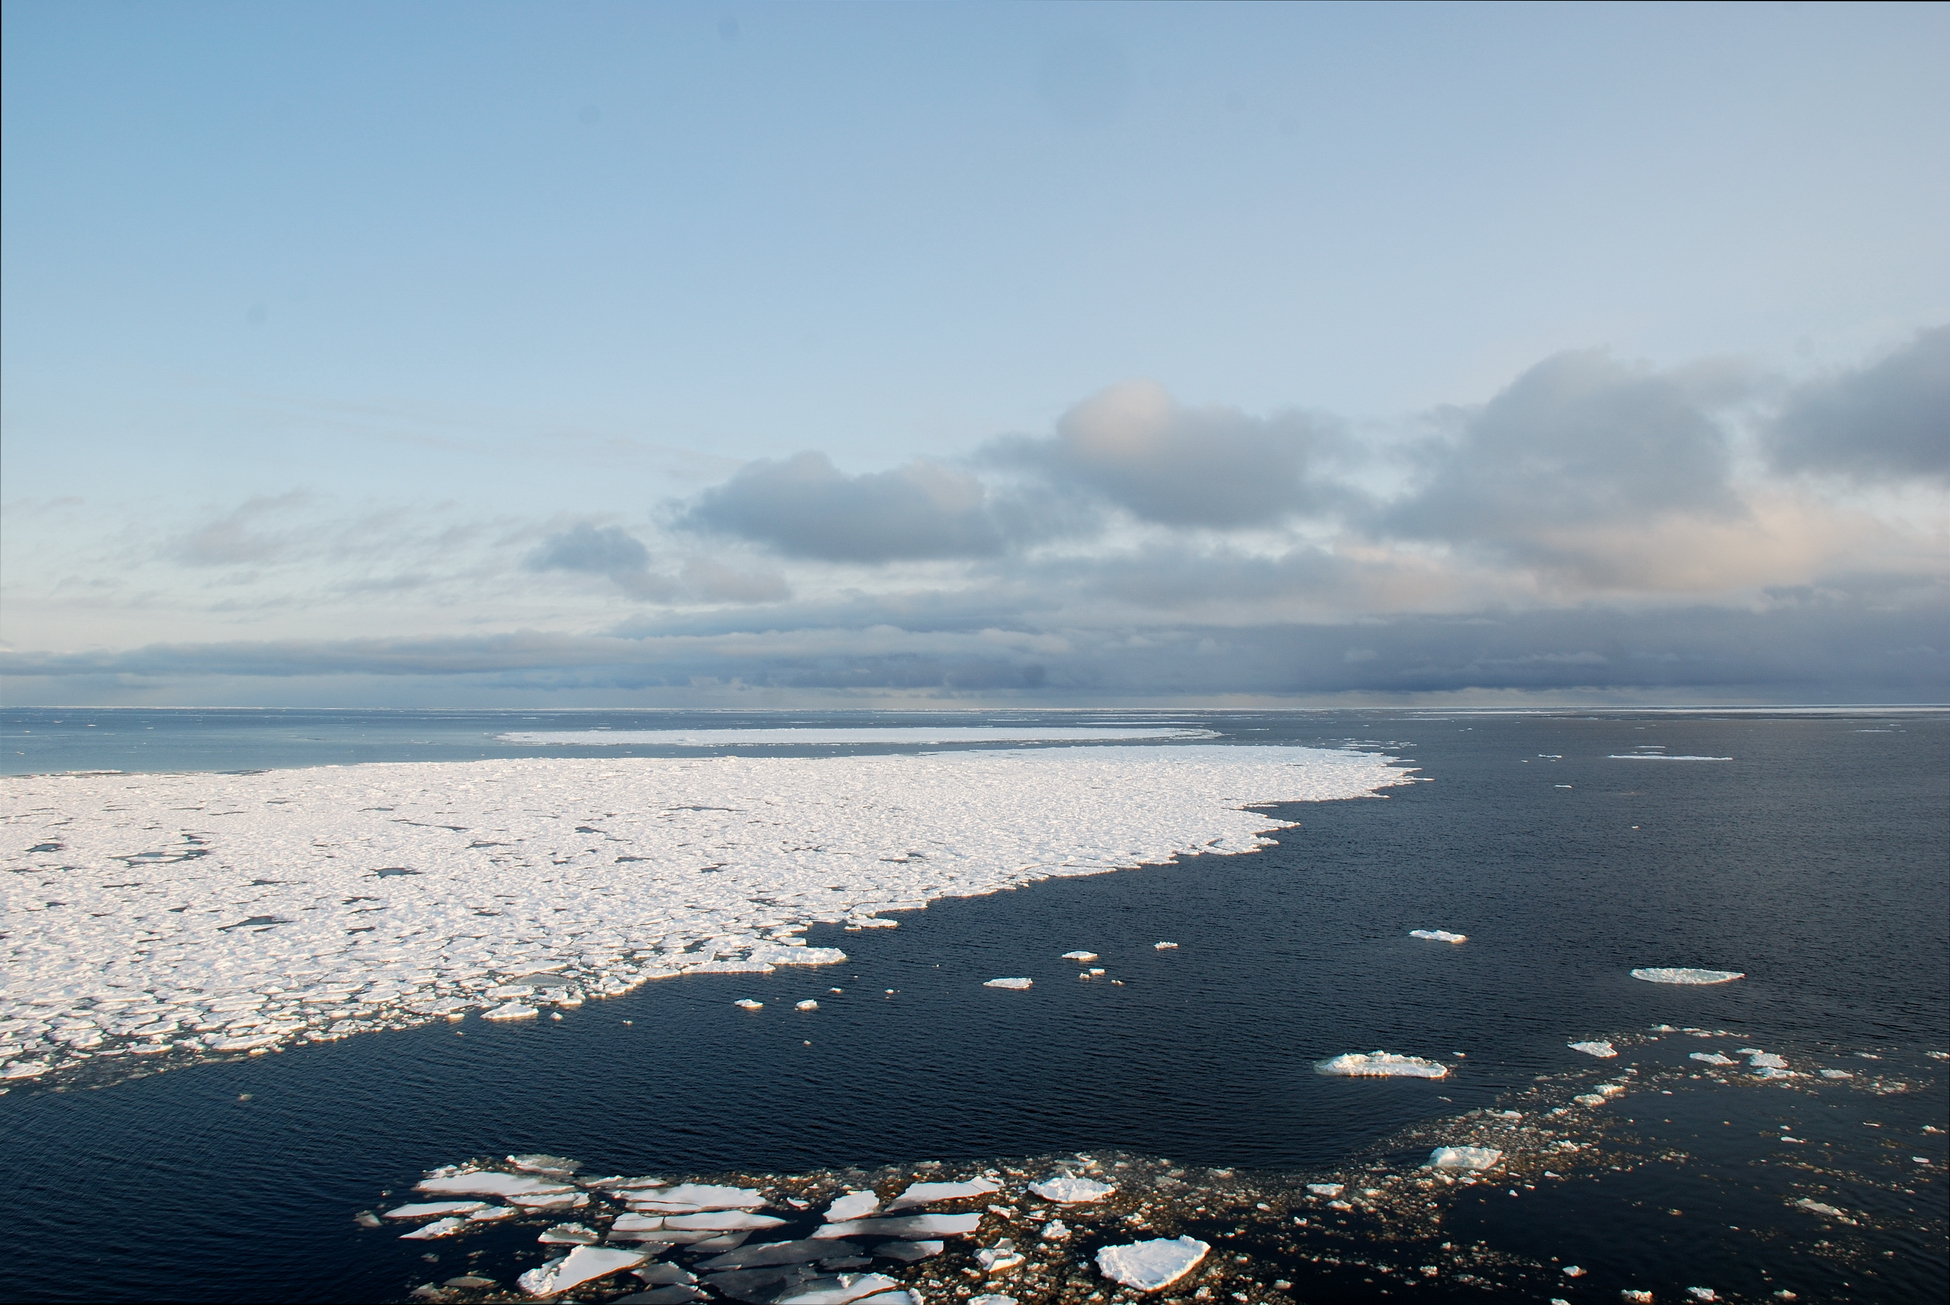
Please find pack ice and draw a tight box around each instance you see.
[0,745,1402,1078]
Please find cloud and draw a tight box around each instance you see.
[682,452,1006,562]
[172,492,313,565]
[1768,326,1950,483]
[989,380,1343,529]
[524,523,651,574]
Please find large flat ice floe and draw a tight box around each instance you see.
[1315,1051,1449,1079]
[0,745,1402,1078]
[497,727,1210,746]
[1095,1236,1211,1292]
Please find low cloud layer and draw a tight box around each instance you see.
[1768,326,1950,483]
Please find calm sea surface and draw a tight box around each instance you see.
[2,708,1945,1303]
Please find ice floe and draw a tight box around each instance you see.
[517,1245,646,1296]
[497,727,1208,746]
[0,745,1402,1080]
[483,1003,539,1021]
[1027,1176,1115,1203]
[1095,1236,1210,1292]
[1316,1051,1448,1078]
[1428,1146,1503,1171]
[665,1211,788,1231]
[384,1201,488,1219]
[888,1177,1001,1208]
[1153,941,1178,950]
[647,1184,766,1210]
[1568,1041,1617,1058]
[1689,1052,1737,1066]
[982,978,1032,990]
[1631,968,1745,984]
[734,999,764,1011]
[813,1214,981,1239]
[1409,930,1467,944]
[1061,951,1099,962]
[795,1000,819,1011]
[418,1171,576,1199]
[772,1271,907,1304]
[400,1217,469,1240]
[539,1222,600,1244]
[1039,1220,1070,1241]
[1305,1184,1344,1197]
[875,1241,944,1262]
[823,1192,880,1222]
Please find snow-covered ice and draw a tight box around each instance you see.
[1689,1052,1736,1066]
[1315,1051,1449,1078]
[497,727,1208,746]
[399,1216,468,1240]
[1428,1146,1503,1171]
[663,1211,787,1231]
[1631,968,1745,984]
[823,1191,881,1222]
[1153,941,1178,950]
[733,1000,764,1011]
[1095,1236,1211,1292]
[1040,1220,1071,1241]
[1061,951,1098,962]
[1568,1041,1617,1058]
[517,1245,647,1296]
[1305,1184,1344,1198]
[0,747,1401,1078]
[384,1201,487,1219]
[642,1185,765,1210]
[1027,1176,1115,1203]
[887,1178,1001,1208]
[983,978,1033,990]
[418,1172,576,1199]
[773,1271,908,1304]
[795,1000,818,1011]
[813,1214,982,1239]
[1409,930,1467,944]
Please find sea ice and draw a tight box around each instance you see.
[384,1201,488,1220]
[510,1191,588,1210]
[1748,1052,1788,1069]
[400,1217,468,1239]
[1154,942,1178,950]
[975,1239,1025,1273]
[1028,1176,1115,1203]
[509,1154,582,1175]
[1689,1052,1736,1066]
[1040,1221,1070,1241]
[1428,1147,1503,1171]
[969,1296,1018,1305]
[539,1223,600,1244]
[1095,1236,1211,1292]
[1305,1184,1344,1198]
[874,1241,944,1262]
[417,1172,576,1199]
[664,1211,787,1231]
[1792,1199,1853,1222]
[1409,930,1467,944]
[483,1003,539,1021]
[468,1206,517,1222]
[517,1246,647,1296]
[1061,952,1099,962]
[813,1214,981,1239]
[734,1000,764,1010]
[774,1272,906,1304]
[888,1178,1001,1209]
[795,1000,819,1011]
[1819,1068,1852,1079]
[652,1185,766,1210]
[824,1191,881,1222]
[1631,968,1745,984]
[698,1240,854,1270]
[1315,1051,1448,1079]
[983,978,1032,990]
[1568,1041,1617,1058]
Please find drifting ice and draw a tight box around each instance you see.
[1631,968,1744,984]
[1568,1041,1617,1058]
[888,1178,1000,1209]
[983,978,1032,990]
[1315,1051,1448,1078]
[518,1245,647,1296]
[1409,930,1467,944]
[1095,1236,1211,1292]
[1690,1052,1736,1066]
[823,1191,881,1222]
[384,1201,487,1219]
[1154,942,1178,950]
[813,1214,981,1239]
[1061,952,1099,962]
[1028,1176,1115,1204]
[1428,1147,1503,1171]
[418,1172,576,1199]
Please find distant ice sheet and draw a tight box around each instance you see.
[1631,968,1745,984]
[497,727,1211,746]
[0,745,1401,1078]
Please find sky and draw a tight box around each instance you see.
[2,0,1946,707]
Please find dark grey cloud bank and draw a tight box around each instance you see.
[1768,326,1950,483]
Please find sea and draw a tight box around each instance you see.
[2,707,1945,1304]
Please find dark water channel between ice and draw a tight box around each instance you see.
[2,709,1945,1302]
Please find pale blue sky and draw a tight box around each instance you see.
[3,2,1946,705]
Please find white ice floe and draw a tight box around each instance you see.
[647,1184,765,1210]
[468,1206,517,1222]
[975,1240,1024,1273]
[774,1272,908,1304]
[888,1177,1001,1208]
[1154,941,1178,950]
[824,1191,881,1222]
[518,1245,647,1296]
[511,1191,587,1211]
[418,1172,576,1200]
[1315,1051,1449,1079]
[400,1216,468,1240]
[539,1222,600,1244]
[1748,1052,1788,1069]
[795,1000,818,1011]
[875,1240,944,1262]
[734,1000,764,1011]
[1428,1146,1503,1171]
[497,727,1208,746]
[969,1296,1018,1305]
[1305,1184,1344,1198]
[983,978,1033,990]
[1792,1199,1854,1222]
[1028,1176,1115,1204]
[0,746,1402,1077]
[1409,930,1467,944]
[1568,1041,1617,1058]
[1819,1068,1853,1079]
[1040,1220,1071,1241]
[483,1003,539,1021]
[1061,951,1099,962]
[1095,1236,1211,1293]
[664,1211,787,1231]
[1631,968,1745,984]
[383,1201,487,1220]
[510,1154,582,1175]
[1689,1052,1736,1066]
[813,1214,981,1239]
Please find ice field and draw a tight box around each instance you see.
[0,744,1404,1080]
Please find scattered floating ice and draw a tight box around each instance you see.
[1690,1052,1736,1066]
[1040,1220,1071,1241]
[1305,1184,1344,1198]
[1095,1236,1211,1293]
[1748,1052,1788,1069]
[1316,1051,1448,1079]
[875,1241,944,1262]
[1792,1199,1853,1222]
[468,1206,517,1222]
[1819,1068,1853,1079]
[418,1172,576,1200]
[773,1271,908,1304]
[975,1239,1025,1273]
[1061,951,1099,962]
[1687,1289,1720,1302]
[813,1214,982,1239]
[1409,930,1467,944]
[983,978,1032,990]
[510,1154,583,1176]
[1631,968,1745,984]
[1428,1146,1503,1171]
[888,1178,1001,1209]
[483,1003,539,1021]
[664,1211,788,1231]
[969,1295,1017,1305]
[510,1191,587,1211]
[1154,941,1178,950]
[518,1245,648,1296]
[795,1000,819,1011]
[1569,1041,1617,1058]
[650,1185,766,1210]
[1562,1266,1585,1277]
[1028,1176,1115,1204]
[733,999,763,1011]
[400,1216,468,1240]
[539,1222,600,1244]
[384,1201,488,1220]
[1622,1292,1653,1303]
[824,1192,881,1222]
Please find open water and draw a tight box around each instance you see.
[1,708,1945,1303]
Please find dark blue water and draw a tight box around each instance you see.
[2,710,1945,1302]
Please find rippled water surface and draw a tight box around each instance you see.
[3,709,1945,1302]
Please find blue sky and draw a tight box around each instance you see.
[3,1,1946,705]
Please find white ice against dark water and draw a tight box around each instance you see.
[1568,1041,1617,1058]
[823,1192,881,1222]
[1094,1236,1211,1292]
[1315,1051,1449,1079]
[1409,930,1466,944]
[1428,1146,1503,1171]
[495,727,1210,746]
[1027,1176,1115,1203]
[887,1178,1000,1209]
[1,745,1402,1077]
[983,978,1033,990]
[1631,968,1745,984]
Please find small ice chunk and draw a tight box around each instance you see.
[467,1206,517,1222]
[1819,1068,1852,1079]
[664,1211,787,1231]
[509,1154,583,1176]
[1689,1052,1736,1066]
[518,1245,648,1296]
[970,1296,1018,1305]
[417,1172,576,1199]
[1315,1051,1448,1079]
[1306,1184,1343,1198]
[1409,930,1467,944]
[1040,1220,1070,1241]
[975,1240,1025,1273]
[609,1213,665,1234]
[384,1201,488,1220]
[983,978,1032,990]
[824,1191,881,1222]
[1574,1094,1609,1107]
[796,1000,819,1011]
[814,1214,981,1239]
[1622,1292,1653,1303]
[510,1191,588,1210]
[888,1177,1001,1209]
[1792,1199,1853,1222]
[1562,1266,1585,1277]
[636,1263,698,1285]
[699,1239,855,1269]
[1428,1147,1503,1171]
[1061,952,1099,962]
[482,1003,539,1021]
[1095,1236,1211,1293]
[1687,1290,1719,1302]
[539,1222,600,1244]
[400,1217,468,1240]
[0,1062,50,1079]
[874,1240,945,1262]
[653,1184,766,1209]
[1569,1041,1617,1058]
[1028,1176,1115,1204]
[1154,941,1178,950]
[774,1272,905,1304]
[1748,1052,1788,1069]
[734,999,763,1010]
[1631,968,1744,985]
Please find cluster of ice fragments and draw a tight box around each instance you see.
[0,746,1403,1081]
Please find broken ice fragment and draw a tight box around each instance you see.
[1428,1147,1503,1171]
[400,1217,468,1239]
[888,1177,1001,1209]
[734,999,763,1010]
[539,1222,600,1244]
[664,1211,787,1231]
[1305,1184,1344,1198]
[1154,941,1178,950]
[1040,1220,1071,1241]
[813,1214,981,1239]
[1568,1041,1616,1058]
[875,1240,944,1262]
[699,1239,856,1270]
[1792,1199,1854,1222]
[510,1191,588,1211]
[1409,930,1467,944]
[1061,952,1098,962]
[467,1206,517,1222]
[773,1271,905,1304]
[970,1296,1018,1305]
[1687,1290,1719,1302]
[517,1245,648,1296]
[824,1191,881,1222]
[482,1003,539,1021]
[983,978,1032,990]
[1028,1176,1115,1204]
[509,1154,582,1176]
[417,1172,576,1199]
[1747,1052,1787,1069]
[1095,1236,1211,1293]
[796,1000,819,1011]
[1689,1052,1736,1066]
[1630,968,1744,984]
[653,1184,766,1209]
[1315,1051,1448,1078]
[384,1201,488,1220]
[975,1240,1024,1274]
